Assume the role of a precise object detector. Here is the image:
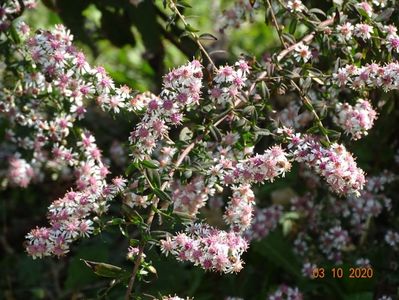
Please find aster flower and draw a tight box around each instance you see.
[354,23,373,40]
[293,43,311,63]
[209,59,249,106]
[268,284,303,300]
[356,2,373,17]
[224,184,255,232]
[7,157,35,187]
[160,224,248,273]
[171,176,214,218]
[226,145,291,185]
[336,22,354,41]
[334,99,378,140]
[287,0,305,13]
[287,133,365,196]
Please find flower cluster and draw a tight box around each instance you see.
[293,233,309,256]
[224,145,291,185]
[209,60,250,106]
[287,0,305,13]
[2,0,399,297]
[385,230,399,248]
[267,284,303,300]
[7,157,35,187]
[293,42,311,63]
[219,0,258,32]
[345,172,394,232]
[130,60,203,157]
[287,132,365,196]
[244,205,283,241]
[354,23,373,40]
[160,223,248,273]
[283,170,396,264]
[25,133,127,258]
[0,0,36,32]
[333,62,399,92]
[206,136,254,187]
[26,25,136,114]
[301,262,317,278]
[333,16,399,52]
[276,101,312,129]
[223,184,255,232]
[162,296,192,300]
[171,176,214,217]
[320,226,350,263]
[334,99,377,140]
[0,22,145,190]
[127,246,140,260]
[336,22,354,41]
[124,192,151,208]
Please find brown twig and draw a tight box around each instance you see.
[263,5,333,142]
[277,18,334,62]
[265,0,288,49]
[290,79,331,143]
[169,1,217,70]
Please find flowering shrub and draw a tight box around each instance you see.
[1,0,399,299]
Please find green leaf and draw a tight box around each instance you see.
[289,19,297,34]
[311,76,324,85]
[125,162,139,176]
[199,33,218,41]
[209,125,222,142]
[303,100,314,112]
[119,224,128,237]
[308,8,326,17]
[176,0,192,8]
[185,24,199,33]
[107,218,125,226]
[326,129,341,140]
[179,127,193,142]
[375,8,394,22]
[9,23,21,44]
[82,260,128,278]
[145,168,161,188]
[141,160,159,169]
[65,244,108,289]
[253,230,301,278]
[153,188,172,203]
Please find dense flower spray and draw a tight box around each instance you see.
[160,223,248,273]
[130,60,203,157]
[25,133,127,258]
[285,130,365,196]
[334,99,377,140]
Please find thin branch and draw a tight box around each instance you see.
[262,3,332,142]
[265,0,288,49]
[290,79,331,143]
[169,1,217,70]
[277,18,334,62]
